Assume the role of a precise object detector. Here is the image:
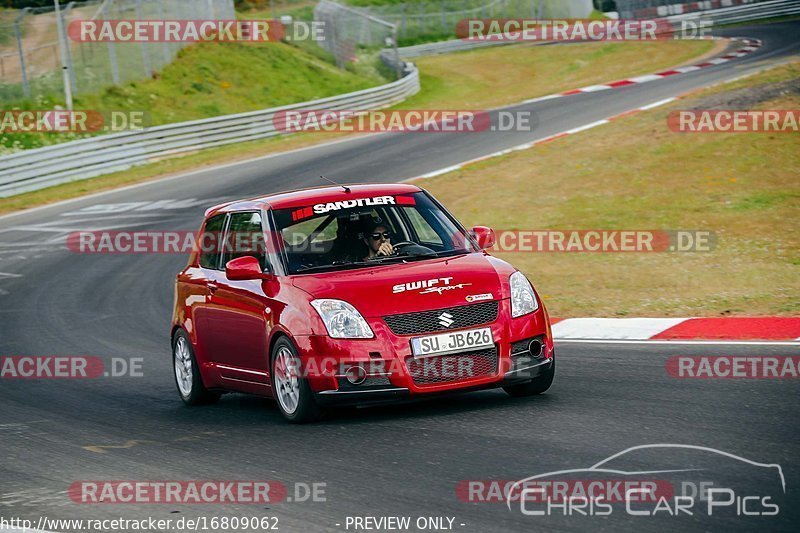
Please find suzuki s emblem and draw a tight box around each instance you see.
[438,312,455,328]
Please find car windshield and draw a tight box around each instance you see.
[272,191,477,274]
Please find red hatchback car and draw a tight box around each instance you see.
[171,184,554,422]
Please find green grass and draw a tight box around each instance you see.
[0,39,386,153]
[0,37,718,220]
[236,0,317,22]
[415,61,800,317]
[400,39,714,110]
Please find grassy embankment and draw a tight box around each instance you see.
[414,61,800,317]
[0,38,713,214]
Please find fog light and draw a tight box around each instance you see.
[344,365,367,385]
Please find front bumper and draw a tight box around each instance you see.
[312,356,553,406]
[297,299,553,405]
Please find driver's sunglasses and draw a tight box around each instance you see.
[370,232,392,241]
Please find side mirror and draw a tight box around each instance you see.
[225,256,270,281]
[471,226,496,250]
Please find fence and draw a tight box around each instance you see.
[0,64,419,197]
[614,0,773,18]
[315,0,594,51]
[0,0,794,197]
[664,0,800,22]
[0,0,235,103]
[314,0,398,68]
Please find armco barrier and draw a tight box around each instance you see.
[0,65,419,198]
[380,0,797,67]
[666,0,800,24]
[1,0,796,198]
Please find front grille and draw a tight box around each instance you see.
[336,375,392,391]
[406,346,498,386]
[383,301,499,336]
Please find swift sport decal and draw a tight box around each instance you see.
[420,283,472,295]
[392,277,473,295]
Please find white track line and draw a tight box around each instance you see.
[556,340,800,346]
[0,38,763,223]
[408,96,677,181]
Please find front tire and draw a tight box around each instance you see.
[173,329,220,406]
[270,337,323,423]
[504,359,555,397]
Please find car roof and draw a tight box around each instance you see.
[204,183,423,217]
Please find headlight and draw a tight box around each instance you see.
[510,271,539,318]
[310,299,374,339]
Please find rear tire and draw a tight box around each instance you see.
[270,337,323,423]
[504,359,555,397]
[173,329,220,406]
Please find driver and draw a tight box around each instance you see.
[364,223,394,259]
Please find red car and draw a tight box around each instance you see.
[171,184,554,422]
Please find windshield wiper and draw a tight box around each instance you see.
[402,249,469,260]
[295,262,363,274]
[294,250,470,274]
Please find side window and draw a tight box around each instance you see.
[223,212,267,270]
[406,208,443,245]
[199,214,226,270]
[281,215,339,247]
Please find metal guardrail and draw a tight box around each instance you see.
[1,0,796,198]
[666,0,800,25]
[383,0,800,62]
[380,38,514,65]
[0,65,419,198]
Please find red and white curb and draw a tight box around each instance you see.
[410,37,763,181]
[552,317,800,343]
[525,37,763,101]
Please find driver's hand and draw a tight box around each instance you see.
[377,242,394,256]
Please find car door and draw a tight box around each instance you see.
[204,210,272,383]
[193,212,228,366]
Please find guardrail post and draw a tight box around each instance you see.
[104,0,120,85]
[54,0,74,110]
[64,2,78,93]
[156,1,171,64]
[392,25,401,80]
[14,8,31,98]
[135,0,153,78]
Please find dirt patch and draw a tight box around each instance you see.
[687,77,800,109]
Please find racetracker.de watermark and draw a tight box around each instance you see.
[272,110,493,133]
[67,481,325,505]
[488,230,716,253]
[68,19,325,42]
[668,110,800,133]
[0,110,146,133]
[456,18,711,41]
[0,356,143,379]
[666,356,800,379]
[66,230,717,254]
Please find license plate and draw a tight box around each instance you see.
[411,327,494,357]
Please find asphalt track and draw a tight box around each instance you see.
[0,21,798,533]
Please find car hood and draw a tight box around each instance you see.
[291,253,513,317]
